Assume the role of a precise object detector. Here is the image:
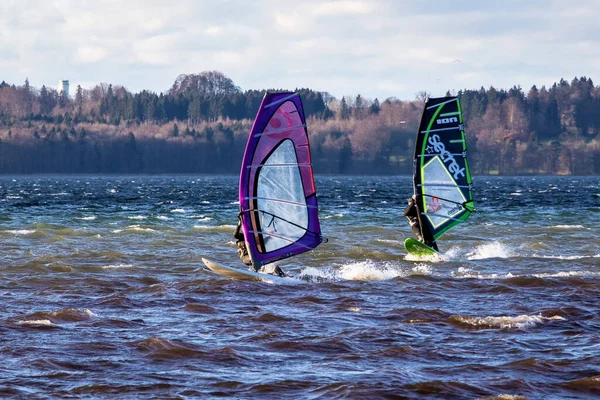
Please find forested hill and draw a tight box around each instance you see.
[0,71,599,175]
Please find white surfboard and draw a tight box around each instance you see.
[202,258,298,284]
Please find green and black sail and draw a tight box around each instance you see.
[412,96,474,242]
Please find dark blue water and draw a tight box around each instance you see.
[0,175,599,399]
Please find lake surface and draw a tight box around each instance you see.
[0,175,599,399]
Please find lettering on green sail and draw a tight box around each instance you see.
[436,117,458,124]
[426,134,466,179]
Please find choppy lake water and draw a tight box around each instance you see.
[0,175,599,399]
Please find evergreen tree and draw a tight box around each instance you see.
[369,98,380,115]
[340,97,350,120]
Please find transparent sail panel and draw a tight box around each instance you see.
[423,157,467,228]
[256,139,308,252]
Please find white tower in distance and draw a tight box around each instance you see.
[57,80,70,98]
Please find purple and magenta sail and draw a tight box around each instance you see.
[239,92,323,268]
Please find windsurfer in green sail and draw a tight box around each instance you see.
[404,195,439,252]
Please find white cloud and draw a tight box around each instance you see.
[75,46,108,64]
[0,0,599,100]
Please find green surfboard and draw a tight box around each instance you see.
[404,238,438,256]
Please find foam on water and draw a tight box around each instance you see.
[189,216,213,221]
[300,260,432,281]
[451,313,565,329]
[102,264,135,269]
[171,209,186,213]
[112,225,157,233]
[5,229,37,235]
[452,267,515,279]
[375,239,401,244]
[467,242,513,260]
[532,270,600,278]
[338,261,405,280]
[17,319,54,326]
[453,267,600,280]
[193,224,236,232]
[323,213,345,219]
[547,224,586,229]
[532,254,591,260]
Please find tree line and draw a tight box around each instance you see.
[0,71,599,175]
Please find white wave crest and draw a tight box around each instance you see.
[102,264,134,269]
[533,270,600,278]
[547,224,585,229]
[171,209,186,213]
[533,254,589,260]
[302,261,427,281]
[376,239,401,244]
[411,263,432,275]
[76,216,97,221]
[323,213,345,219]
[467,242,513,260]
[193,224,236,231]
[189,216,213,221]
[452,267,515,279]
[156,216,169,220]
[338,261,404,280]
[453,314,564,329]
[17,319,53,326]
[128,215,147,220]
[112,225,156,233]
[6,229,36,235]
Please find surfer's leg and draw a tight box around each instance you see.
[273,265,286,277]
[258,263,287,277]
[233,217,252,266]
[236,241,252,266]
[406,216,424,242]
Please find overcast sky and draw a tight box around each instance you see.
[1,0,599,101]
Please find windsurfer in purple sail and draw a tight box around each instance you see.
[404,195,439,251]
[233,213,287,277]
[235,91,323,278]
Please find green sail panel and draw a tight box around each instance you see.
[413,96,474,240]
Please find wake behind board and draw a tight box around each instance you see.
[202,258,292,284]
[404,238,438,257]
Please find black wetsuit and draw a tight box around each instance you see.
[233,215,286,277]
[404,197,439,251]
[233,217,252,266]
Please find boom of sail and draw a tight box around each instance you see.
[238,92,323,269]
[413,96,474,241]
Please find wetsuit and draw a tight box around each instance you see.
[404,197,439,251]
[233,215,286,277]
[233,216,252,266]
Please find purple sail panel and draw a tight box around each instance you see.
[239,92,322,268]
